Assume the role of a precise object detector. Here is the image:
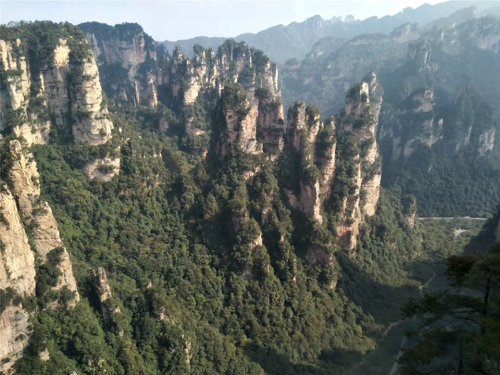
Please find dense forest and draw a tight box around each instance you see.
[0,6,499,374]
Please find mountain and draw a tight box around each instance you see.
[0,20,426,374]
[1,3,499,372]
[160,1,499,64]
[280,11,500,217]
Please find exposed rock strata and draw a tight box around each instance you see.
[80,22,158,107]
[0,37,113,146]
[0,187,36,372]
[94,267,121,326]
[8,140,80,301]
[83,154,121,182]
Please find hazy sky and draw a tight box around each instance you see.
[1,0,459,41]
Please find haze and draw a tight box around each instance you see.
[1,0,446,41]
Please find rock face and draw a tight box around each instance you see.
[285,102,323,223]
[79,28,285,154]
[336,77,383,249]
[79,22,158,107]
[216,78,284,156]
[83,154,121,182]
[382,81,497,163]
[94,267,121,327]
[8,140,80,301]
[284,76,382,249]
[0,34,113,146]
[0,39,50,145]
[174,41,284,152]
[0,186,36,372]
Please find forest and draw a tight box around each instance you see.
[0,7,499,375]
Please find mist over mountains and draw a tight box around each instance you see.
[161,0,499,64]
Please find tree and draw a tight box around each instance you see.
[400,244,500,375]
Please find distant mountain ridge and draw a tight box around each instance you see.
[161,0,499,64]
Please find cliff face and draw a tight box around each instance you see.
[213,45,284,157]
[8,140,79,301]
[335,77,382,249]
[282,75,382,250]
[0,186,36,372]
[94,267,121,326]
[381,81,498,164]
[172,41,283,149]
[0,31,113,146]
[285,102,323,223]
[79,22,158,107]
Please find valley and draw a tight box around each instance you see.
[0,2,499,374]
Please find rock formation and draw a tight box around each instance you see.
[79,22,158,107]
[83,153,121,182]
[285,102,323,223]
[336,77,383,249]
[94,267,121,327]
[7,140,80,301]
[283,76,383,250]
[0,34,113,146]
[0,186,36,372]
[215,81,284,156]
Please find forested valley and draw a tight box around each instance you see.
[0,3,499,374]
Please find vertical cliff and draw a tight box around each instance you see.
[214,76,284,157]
[0,24,114,146]
[335,80,381,248]
[0,186,36,372]
[283,76,382,250]
[8,140,80,301]
[79,22,158,107]
[285,102,323,223]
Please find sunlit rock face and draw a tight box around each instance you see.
[80,22,158,107]
[283,76,383,250]
[7,140,80,302]
[0,186,36,372]
[336,76,383,249]
[0,37,113,146]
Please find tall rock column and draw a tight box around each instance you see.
[0,186,36,372]
[8,140,80,302]
[1,36,114,146]
[0,39,51,145]
[336,78,383,249]
[285,102,323,223]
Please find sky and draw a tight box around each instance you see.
[0,0,469,41]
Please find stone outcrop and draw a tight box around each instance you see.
[0,36,113,146]
[181,42,284,154]
[80,22,158,107]
[0,186,36,372]
[407,39,438,72]
[83,154,121,182]
[0,39,51,145]
[78,27,286,155]
[216,80,284,156]
[318,117,336,198]
[336,77,383,249]
[285,102,323,223]
[282,82,384,244]
[8,140,80,302]
[94,267,121,326]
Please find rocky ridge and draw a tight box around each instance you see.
[284,74,383,250]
